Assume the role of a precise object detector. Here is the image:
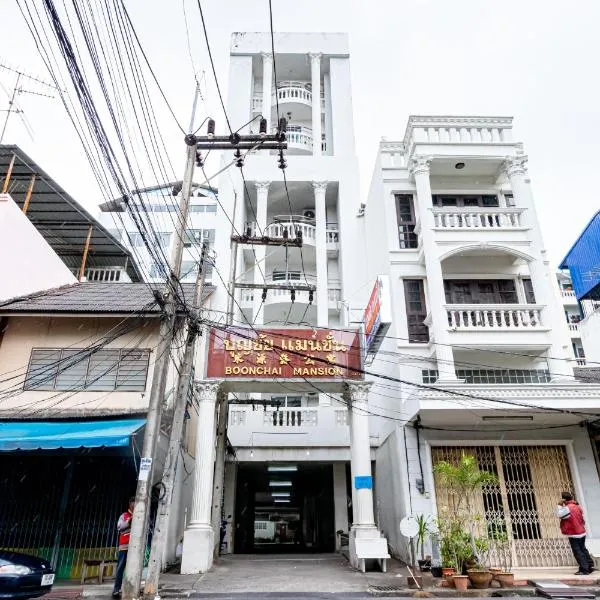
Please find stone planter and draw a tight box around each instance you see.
[495,572,515,588]
[453,575,469,592]
[468,569,494,589]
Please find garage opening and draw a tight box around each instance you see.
[234,463,335,553]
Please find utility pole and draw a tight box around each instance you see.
[144,242,209,597]
[122,135,198,600]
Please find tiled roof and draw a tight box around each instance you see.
[0,282,214,315]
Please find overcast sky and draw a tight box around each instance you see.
[2,0,600,266]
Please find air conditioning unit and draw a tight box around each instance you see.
[303,208,316,220]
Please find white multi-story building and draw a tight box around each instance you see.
[97,182,218,284]
[180,33,392,574]
[363,116,600,567]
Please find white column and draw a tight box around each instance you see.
[261,52,273,132]
[313,181,328,326]
[333,463,349,550]
[310,53,322,156]
[410,156,458,381]
[323,73,333,155]
[348,382,375,528]
[253,182,270,325]
[346,381,388,571]
[503,155,574,380]
[181,381,222,574]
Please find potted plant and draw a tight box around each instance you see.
[415,514,432,571]
[467,536,494,588]
[489,522,514,587]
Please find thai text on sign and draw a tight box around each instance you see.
[206,327,362,379]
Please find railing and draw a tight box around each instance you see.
[266,221,316,242]
[561,289,576,299]
[575,357,587,366]
[264,408,318,427]
[328,288,342,302]
[285,125,314,151]
[79,267,130,282]
[446,304,544,329]
[568,323,580,332]
[432,207,525,229]
[326,228,339,243]
[276,82,312,105]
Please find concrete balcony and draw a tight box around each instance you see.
[442,303,551,349]
[446,304,544,330]
[404,115,515,161]
[432,207,526,230]
[252,81,325,118]
[265,221,316,245]
[227,406,350,447]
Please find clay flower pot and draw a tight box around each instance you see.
[441,567,455,577]
[490,567,502,576]
[453,575,469,592]
[467,569,494,589]
[496,572,515,588]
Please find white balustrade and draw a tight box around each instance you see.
[266,221,316,243]
[285,126,313,151]
[432,207,525,229]
[326,228,339,243]
[576,358,587,366]
[82,267,129,282]
[328,288,341,302]
[410,124,511,145]
[568,323,580,332]
[241,290,254,304]
[446,304,544,330]
[263,408,318,427]
[561,289,576,299]
[275,82,312,105]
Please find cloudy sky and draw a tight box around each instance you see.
[2,0,600,266]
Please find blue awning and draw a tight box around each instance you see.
[0,419,145,451]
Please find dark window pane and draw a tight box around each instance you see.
[404,280,429,343]
[395,195,418,249]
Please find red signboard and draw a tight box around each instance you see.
[206,327,362,379]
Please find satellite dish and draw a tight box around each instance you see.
[399,516,419,538]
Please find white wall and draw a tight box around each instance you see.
[0,194,76,301]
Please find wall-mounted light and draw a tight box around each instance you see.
[455,162,465,170]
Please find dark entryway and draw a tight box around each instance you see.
[234,463,335,554]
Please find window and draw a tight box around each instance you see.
[422,369,551,384]
[128,232,170,248]
[24,348,150,391]
[184,228,215,247]
[403,280,429,343]
[272,270,302,281]
[522,278,536,304]
[181,261,213,281]
[444,280,518,304]
[189,204,217,214]
[504,193,516,207]
[271,396,303,408]
[395,194,418,249]
[432,195,499,207]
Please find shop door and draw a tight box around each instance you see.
[431,445,576,567]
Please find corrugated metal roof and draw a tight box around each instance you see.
[0,145,143,281]
[0,282,214,315]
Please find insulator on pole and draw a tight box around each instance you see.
[262,288,268,302]
[290,289,296,302]
[259,118,267,135]
[308,290,314,304]
[207,119,215,137]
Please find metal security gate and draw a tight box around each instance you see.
[431,445,576,568]
[0,452,137,579]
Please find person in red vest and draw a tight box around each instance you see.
[557,492,595,575]
[112,497,135,599]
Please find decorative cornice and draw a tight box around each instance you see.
[312,181,328,193]
[345,381,372,403]
[409,156,432,177]
[195,380,222,402]
[260,51,273,62]
[255,181,271,193]
[503,153,529,178]
[308,52,323,63]
[419,384,600,400]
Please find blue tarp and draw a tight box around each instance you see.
[0,418,145,451]
[561,210,600,301]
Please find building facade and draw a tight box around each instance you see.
[364,116,600,566]
[180,32,390,574]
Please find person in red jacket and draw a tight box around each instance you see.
[558,492,595,575]
[112,497,135,599]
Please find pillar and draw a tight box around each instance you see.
[346,381,388,570]
[333,463,349,550]
[503,154,573,380]
[261,52,273,132]
[313,181,328,326]
[323,73,333,155]
[253,182,270,325]
[310,53,322,156]
[410,156,458,381]
[181,381,222,574]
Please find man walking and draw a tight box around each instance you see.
[113,497,135,599]
[558,492,595,575]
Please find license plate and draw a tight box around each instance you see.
[41,574,55,586]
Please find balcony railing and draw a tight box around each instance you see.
[561,289,576,299]
[75,267,130,282]
[266,221,316,242]
[575,357,587,366]
[264,408,318,427]
[568,323,580,332]
[432,207,525,230]
[446,304,544,330]
[252,81,325,112]
[326,228,339,244]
